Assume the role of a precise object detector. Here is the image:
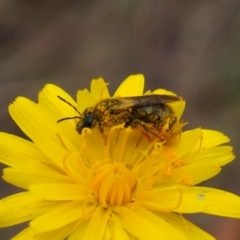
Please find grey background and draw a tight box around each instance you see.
[0,1,240,239]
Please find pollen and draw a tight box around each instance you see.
[165,165,174,176]
[179,173,193,186]
[165,148,177,159]
[92,163,136,208]
[173,159,185,168]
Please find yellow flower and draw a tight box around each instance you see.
[0,74,240,240]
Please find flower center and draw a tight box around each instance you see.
[93,163,136,208]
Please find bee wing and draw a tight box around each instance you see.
[111,95,181,111]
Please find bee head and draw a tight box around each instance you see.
[76,108,97,133]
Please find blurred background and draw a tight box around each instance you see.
[0,0,240,239]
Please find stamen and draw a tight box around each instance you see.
[132,138,158,168]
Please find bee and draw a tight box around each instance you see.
[57,94,183,141]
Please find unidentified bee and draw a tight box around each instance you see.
[57,94,183,141]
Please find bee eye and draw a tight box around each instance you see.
[76,112,94,133]
[83,112,94,128]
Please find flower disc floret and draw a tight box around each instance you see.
[92,163,136,207]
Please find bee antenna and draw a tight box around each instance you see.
[57,116,81,123]
[57,95,81,115]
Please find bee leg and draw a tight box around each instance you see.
[98,121,108,145]
[129,119,159,141]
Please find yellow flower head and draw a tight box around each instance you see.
[0,74,240,240]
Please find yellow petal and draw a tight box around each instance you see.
[11,227,36,240]
[37,222,80,240]
[30,201,93,232]
[90,77,110,102]
[190,146,234,166]
[77,88,95,112]
[12,222,80,240]
[114,74,144,97]
[175,187,240,217]
[0,192,62,227]
[29,183,85,201]
[8,98,79,167]
[0,132,45,168]
[25,130,80,173]
[159,146,233,186]
[162,128,202,163]
[67,220,88,240]
[39,84,75,107]
[152,88,177,96]
[9,97,57,140]
[106,217,130,240]
[155,161,221,187]
[189,129,232,155]
[155,212,215,240]
[116,206,187,240]
[201,129,231,147]
[146,187,240,217]
[81,206,111,240]
[38,83,77,119]
[152,88,185,120]
[38,84,80,148]
[3,167,72,189]
[168,99,186,120]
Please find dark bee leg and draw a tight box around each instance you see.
[98,121,104,134]
[128,119,160,141]
[98,121,108,144]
